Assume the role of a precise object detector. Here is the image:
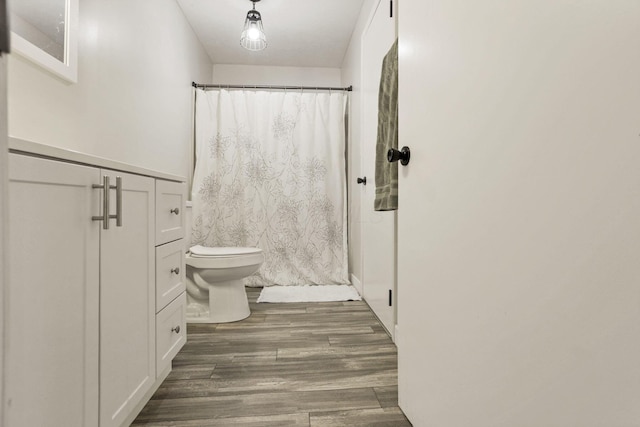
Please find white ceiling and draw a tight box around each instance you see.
[176,0,365,68]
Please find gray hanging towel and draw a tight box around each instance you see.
[374,39,399,211]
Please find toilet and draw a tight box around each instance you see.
[185,204,264,323]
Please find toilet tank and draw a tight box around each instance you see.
[185,201,193,250]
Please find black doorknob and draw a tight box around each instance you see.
[357,177,367,185]
[387,146,411,166]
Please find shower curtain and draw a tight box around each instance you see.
[192,88,350,287]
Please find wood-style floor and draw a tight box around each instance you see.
[133,287,412,426]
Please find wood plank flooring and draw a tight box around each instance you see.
[133,288,412,426]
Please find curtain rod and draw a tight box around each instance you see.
[192,82,352,92]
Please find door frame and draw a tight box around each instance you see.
[0,52,8,427]
[359,0,398,338]
[1,5,9,425]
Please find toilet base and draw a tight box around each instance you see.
[186,278,251,323]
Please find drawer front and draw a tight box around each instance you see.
[156,292,187,377]
[155,239,186,313]
[156,180,186,245]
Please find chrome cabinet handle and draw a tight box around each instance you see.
[171,267,180,275]
[171,326,181,334]
[114,176,122,227]
[170,208,180,215]
[92,176,123,228]
[92,176,111,229]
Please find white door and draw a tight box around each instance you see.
[361,0,397,337]
[397,1,640,425]
[100,170,155,427]
[7,154,100,427]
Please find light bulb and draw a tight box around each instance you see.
[248,26,260,40]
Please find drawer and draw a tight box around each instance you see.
[155,239,186,313]
[156,292,186,377]
[156,180,186,245]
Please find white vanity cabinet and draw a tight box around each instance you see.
[6,141,187,427]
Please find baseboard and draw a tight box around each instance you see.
[350,274,362,296]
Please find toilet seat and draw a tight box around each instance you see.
[186,245,264,269]
[189,245,262,257]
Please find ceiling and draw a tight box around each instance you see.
[176,0,365,68]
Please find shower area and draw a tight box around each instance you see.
[190,85,351,289]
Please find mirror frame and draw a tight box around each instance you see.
[10,0,78,83]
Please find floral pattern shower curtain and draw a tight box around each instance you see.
[191,89,350,287]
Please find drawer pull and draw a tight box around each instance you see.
[171,326,181,334]
[170,208,180,215]
[171,267,180,275]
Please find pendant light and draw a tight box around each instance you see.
[240,0,267,51]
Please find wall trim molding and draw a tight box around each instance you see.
[350,274,362,296]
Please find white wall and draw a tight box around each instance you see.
[212,64,341,87]
[340,0,376,288]
[8,0,212,178]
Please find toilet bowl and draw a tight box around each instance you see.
[185,245,264,323]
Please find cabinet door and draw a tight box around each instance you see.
[7,154,100,427]
[99,170,155,427]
